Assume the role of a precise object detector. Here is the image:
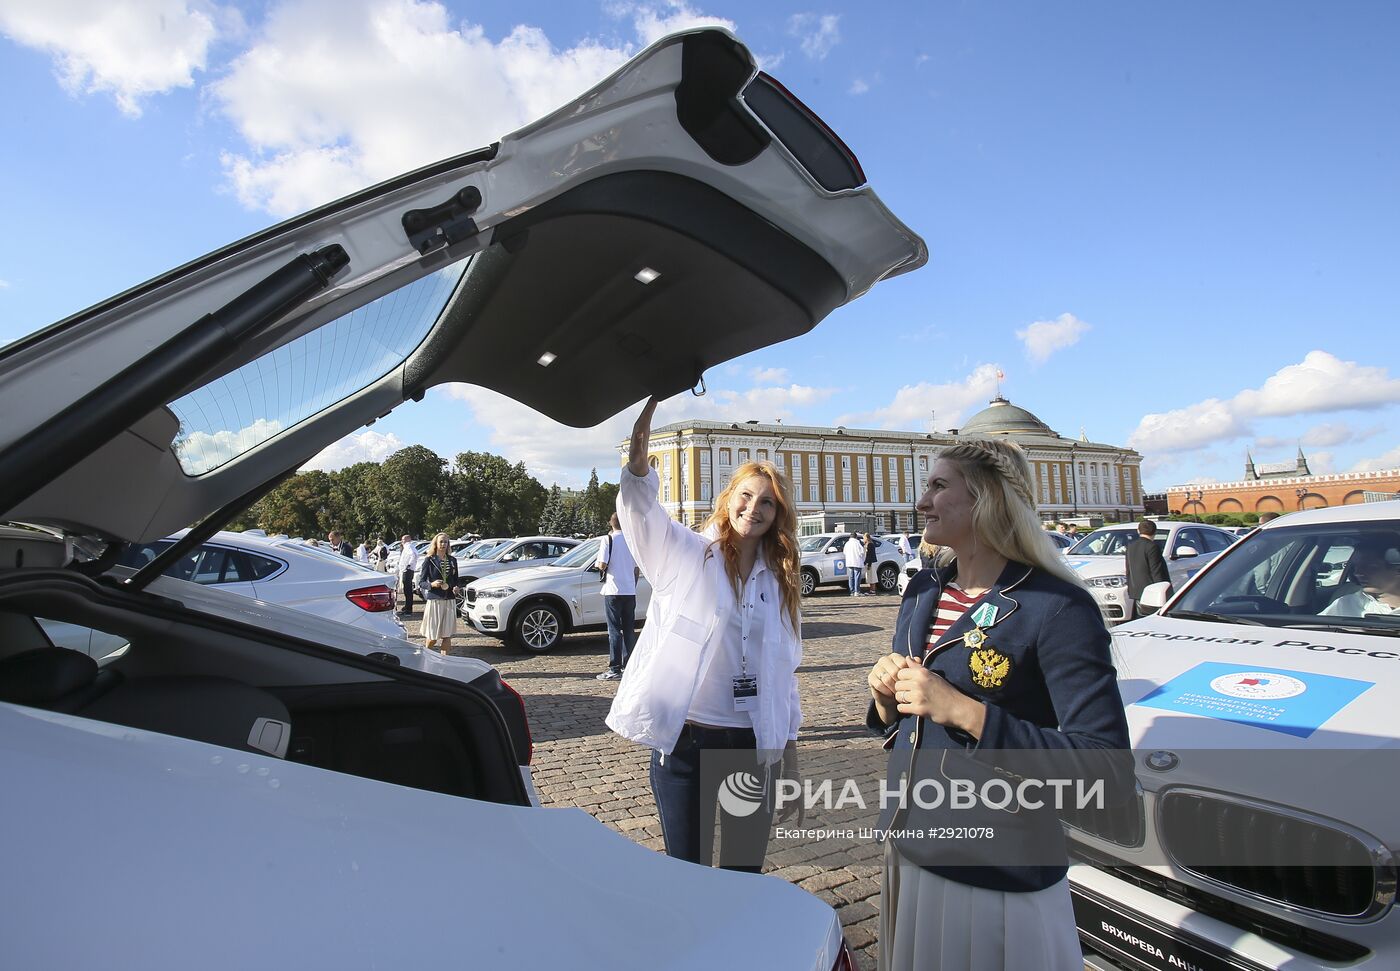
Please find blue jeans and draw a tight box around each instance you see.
[604,595,637,672]
[649,723,776,872]
[847,564,861,595]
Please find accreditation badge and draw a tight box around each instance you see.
[732,676,759,711]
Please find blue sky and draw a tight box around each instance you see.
[2,0,1397,490]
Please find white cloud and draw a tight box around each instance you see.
[1255,422,1380,450]
[1129,351,1400,455]
[1308,451,1336,474]
[849,78,869,95]
[301,429,407,471]
[1015,312,1090,365]
[176,417,283,473]
[440,380,836,486]
[1184,475,1221,485]
[0,0,230,116]
[836,363,1001,431]
[750,366,790,384]
[788,13,840,60]
[0,279,9,289]
[612,1,735,45]
[212,0,719,217]
[1352,445,1400,474]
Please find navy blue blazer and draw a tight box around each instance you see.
[867,559,1131,892]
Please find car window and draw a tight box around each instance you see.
[116,541,172,569]
[34,617,130,665]
[166,260,469,475]
[1168,522,1400,629]
[190,546,245,584]
[515,543,549,560]
[1172,528,1201,555]
[1201,529,1234,554]
[244,552,284,580]
[799,535,831,553]
[1068,529,1136,556]
[545,543,572,558]
[553,537,603,568]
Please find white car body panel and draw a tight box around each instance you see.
[1068,501,1400,970]
[0,703,841,970]
[1065,522,1234,623]
[463,556,654,641]
[800,533,905,592]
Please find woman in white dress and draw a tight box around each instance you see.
[417,533,461,654]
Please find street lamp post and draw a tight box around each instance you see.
[1188,489,1204,521]
[1295,487,1307,511]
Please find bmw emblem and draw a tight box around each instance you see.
[1145,751,1179,772]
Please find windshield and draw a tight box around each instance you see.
[167,259,469,476]
[1168,521,1400,633]
[553,537,603,568]
[800,535,833,553]
[462,539,510,561]
[1069,529,1165,556]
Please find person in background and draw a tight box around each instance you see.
[1125,519,1172,618]
[608,396,804,873]
[398,534,422,616]
[863,531,879,594]
[417,533,462,654]
[354,538,370,565]
[595,513,640,681]
[895,532,914,562]
[329,530,352,558]
[1321,534,1400,617]
[373,536,389,572]
[844,532,867,597]
[1065,524,1080,543]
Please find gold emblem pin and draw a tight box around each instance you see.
[964,627,987,650]
[970,647,1011,689]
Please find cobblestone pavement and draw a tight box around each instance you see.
[403,588,919,969]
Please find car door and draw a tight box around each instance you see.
[825,534,851,582]
[1168,528,1210,587]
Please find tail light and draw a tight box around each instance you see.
[499,677,533,765]
[346,585,395,612]
[831,941,856,971]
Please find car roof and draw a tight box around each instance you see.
[1,28,925,547]
[1260,499,1400,528]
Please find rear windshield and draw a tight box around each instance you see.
[168,260,468,475]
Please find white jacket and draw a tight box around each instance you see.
[605,467,802,764]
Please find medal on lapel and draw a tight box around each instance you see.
[964,627,987,650]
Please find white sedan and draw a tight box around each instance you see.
[117,530,406,639]
[1063,521,1239,623]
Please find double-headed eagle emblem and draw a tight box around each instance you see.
[969,647,1011,689]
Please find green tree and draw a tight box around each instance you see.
[379,445,448,536]
[451,451,548,536]
[255,471,333,538]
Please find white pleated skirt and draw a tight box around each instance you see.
[879,842,1082,971]
[421,598,457,640]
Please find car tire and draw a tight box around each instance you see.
[800,568,818,597]
[877,563,899,593]
[512,601,565,654]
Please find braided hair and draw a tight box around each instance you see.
[936,438,1085,588]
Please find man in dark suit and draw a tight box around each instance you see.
[1126,519,1172,618]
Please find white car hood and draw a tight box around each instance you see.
[1,705,841,970]
[466,564,571,589]
[1111,614,1399,841]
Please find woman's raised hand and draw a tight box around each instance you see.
[627,396,660,478]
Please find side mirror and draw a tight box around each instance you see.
[1173,546,1199,559]
[586,563,600,573]
[1138,581,1171,612]
[500,554,517,563]
[825,545,840,554]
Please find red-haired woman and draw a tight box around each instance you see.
[607,397,804,871]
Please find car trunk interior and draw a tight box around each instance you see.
[0,573,529,806]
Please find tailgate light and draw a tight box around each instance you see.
[500,676,533,765]
[346,585,395,612]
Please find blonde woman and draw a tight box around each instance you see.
[416,533,461,654]
[607,397,803,872]
[866,439,1129,970]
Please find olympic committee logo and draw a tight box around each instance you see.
[1209,671,1307,701]
[717,771,765,817]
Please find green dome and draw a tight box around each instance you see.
[959,397,1056,437]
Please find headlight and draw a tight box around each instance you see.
[474,586,516,600]
[1086,575,1128,588]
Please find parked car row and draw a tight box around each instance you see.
[798,533,905,595]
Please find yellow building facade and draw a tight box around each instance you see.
[620,397,1146,529]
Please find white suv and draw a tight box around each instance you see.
[453,535,580,586]
[463,536,652,653]
[1068,500,1400,971]
[798,532,906,595]
[1064,521,1238,623]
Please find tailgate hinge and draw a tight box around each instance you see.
[403,186,483,254]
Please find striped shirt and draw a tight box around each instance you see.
[923,583,978,655]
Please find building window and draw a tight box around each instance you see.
[758,449,768,461]
[701,479,711,501]
[826,483,835,502]
[903,458,914,497]
[841,455,851,471]
[1051,465,1061,504]
[681,453,690,501]
[739,449,750,463]
[719,448,731,465]
[1040,464,1050,504]
[842,483,852,502]
[700,451,711,467]
[919,455,928,473]
[662,453,672,502]
[1092,482,1100,503]
[809,483,819,502]
[859,483,868,503]
[809,455,818,477]
[875,483,884,503]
